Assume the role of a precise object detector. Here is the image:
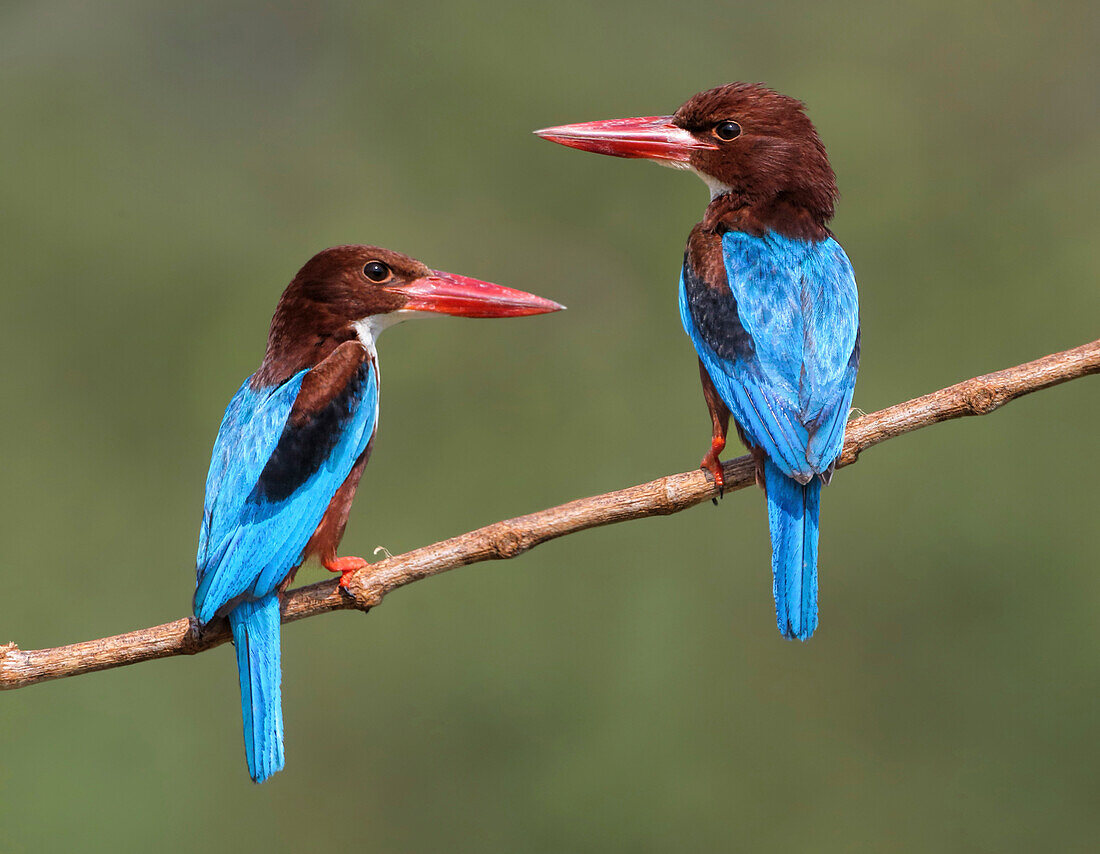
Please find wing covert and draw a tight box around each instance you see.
[194,343,378,623]
[679,230,859,481]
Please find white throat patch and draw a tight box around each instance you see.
[652,157,733,200]
[697,171,734,200]
[352,310,434,360]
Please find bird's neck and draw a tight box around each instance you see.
[703,190,831,242]
[252,299,359,388]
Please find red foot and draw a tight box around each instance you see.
[700,437,726,497]
[324,555,369,590]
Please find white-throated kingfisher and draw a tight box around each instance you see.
[536,84,859,641]
[194,245,563,782]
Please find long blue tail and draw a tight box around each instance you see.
[228,596,285,783]
[764,460,821,641]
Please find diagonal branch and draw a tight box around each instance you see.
[3,338,1098,691]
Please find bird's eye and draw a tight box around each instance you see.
[363,261,391,283]
[713,120,742,141]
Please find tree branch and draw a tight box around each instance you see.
[3,338,1097,691]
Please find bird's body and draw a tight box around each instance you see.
[537,83,860,640]
[196,343,378,623]
[195,245,562,781]
[680,222,858,638]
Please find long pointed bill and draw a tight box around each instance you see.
[534,116,717,163]
[399,271,564,318]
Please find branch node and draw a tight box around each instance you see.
[351,582,384,610]
[341,571,385,610]
[966,385,1003,415]
[492,526,532,559]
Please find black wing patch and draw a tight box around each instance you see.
[682,252,755,362]
[253,361,372,503]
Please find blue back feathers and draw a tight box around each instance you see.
[195,362,378,624]
[680,230,859,482]
[680,229,858,640]
[195,359,378,781]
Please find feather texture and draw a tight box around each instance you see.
[194,344,378,782]
[229,596,284,782]
[764,460,820,640]
[679,229,858,639]
[195,356,378,623]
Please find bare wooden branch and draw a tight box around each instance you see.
[3,338,1097,691]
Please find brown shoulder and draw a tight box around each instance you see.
[289,340,370,428]
[686,222,730,293]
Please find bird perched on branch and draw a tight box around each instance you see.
[536,83,859,641]
[194,245,563,781]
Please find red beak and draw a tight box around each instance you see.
[399,271,564,318]
[534,116,717,163]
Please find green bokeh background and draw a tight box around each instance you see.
[2,2,1098,851]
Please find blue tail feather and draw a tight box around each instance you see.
[764,460,821,641]
[228,596,285,783]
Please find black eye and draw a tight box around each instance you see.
[714,120,742,141]
[363,261,391,282]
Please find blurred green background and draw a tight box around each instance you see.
[2,1,1098,851]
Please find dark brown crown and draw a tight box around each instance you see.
[674,83,838,237]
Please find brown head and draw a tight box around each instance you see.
[535,83,837,238]
[254,245,563,386]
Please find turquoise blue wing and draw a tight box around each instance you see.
[194,360,377,623]
[195,374,306,572]
[679,231,859,480]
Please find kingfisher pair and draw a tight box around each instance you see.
[195,82,859,782]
